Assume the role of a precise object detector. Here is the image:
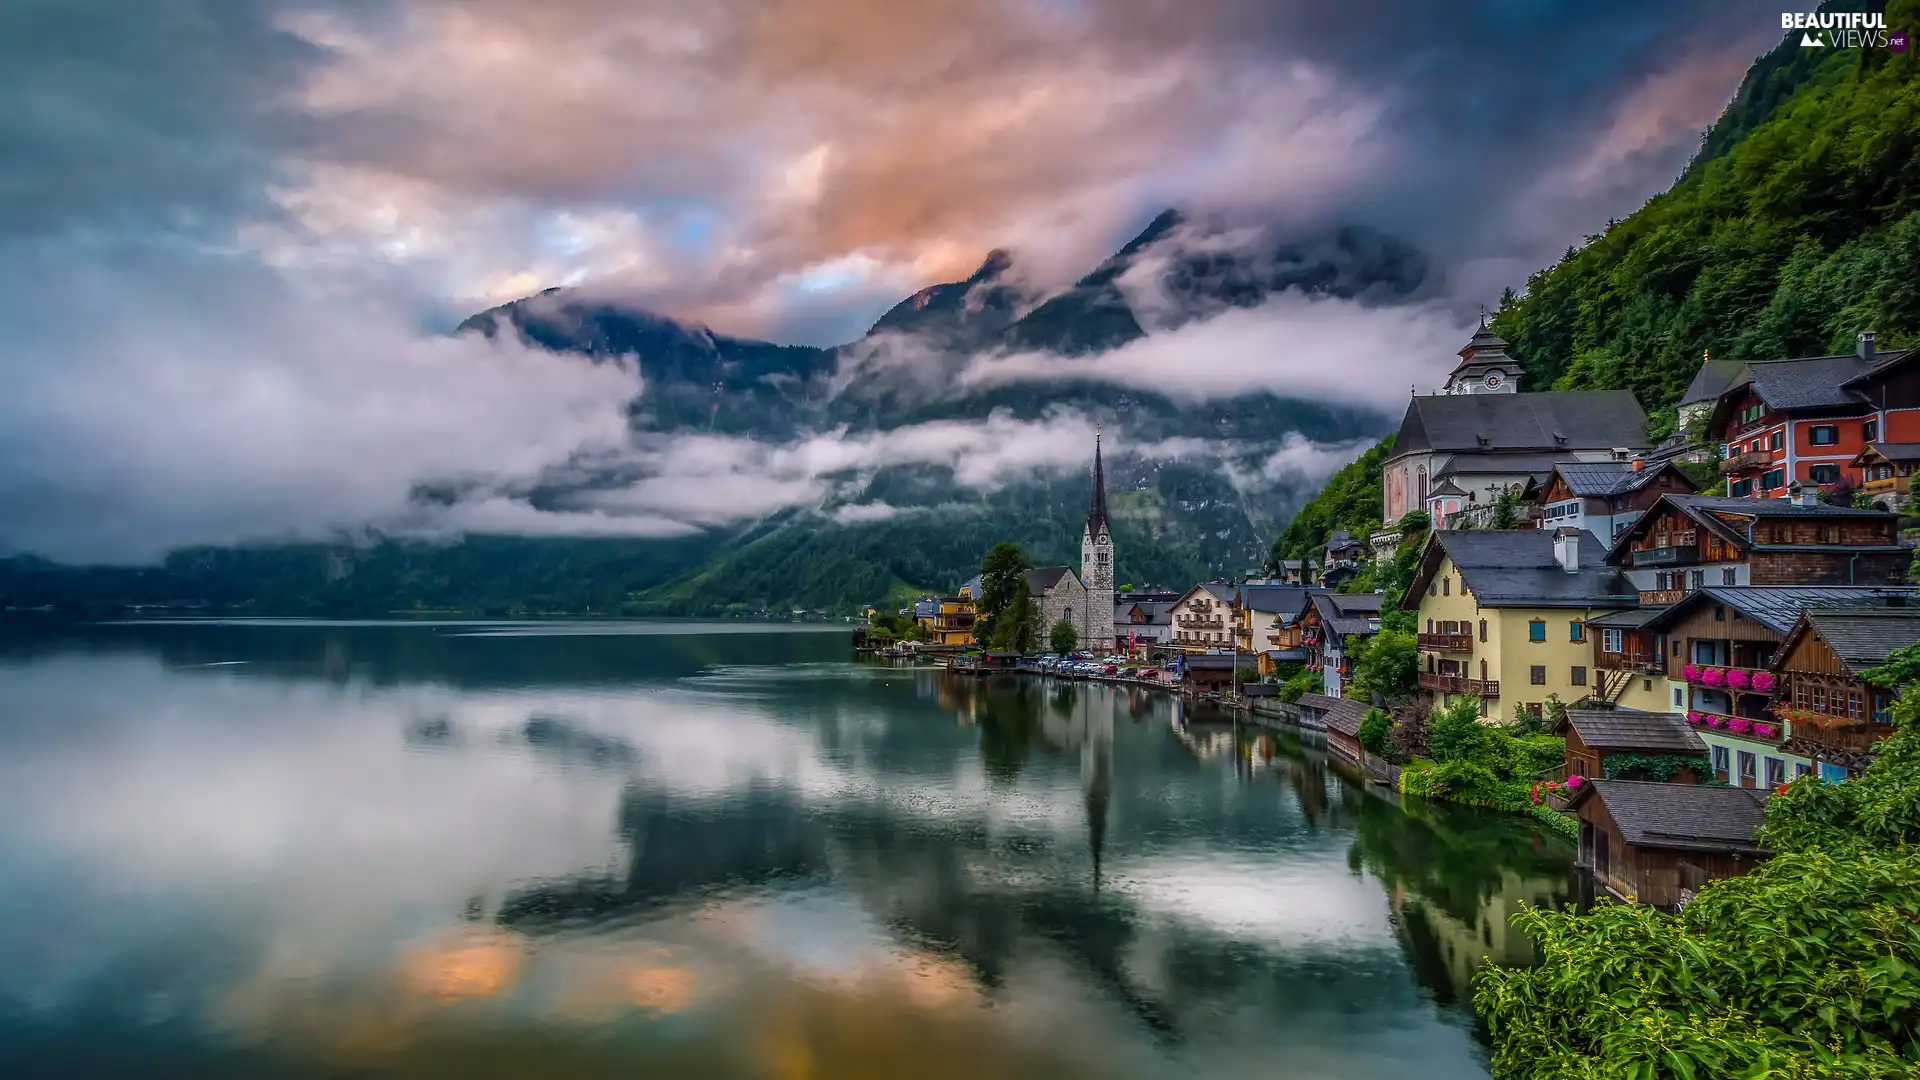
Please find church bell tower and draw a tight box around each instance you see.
[1081,431,1116,653]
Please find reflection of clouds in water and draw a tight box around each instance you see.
[401,928,526,999]
[1109,852,1396,952]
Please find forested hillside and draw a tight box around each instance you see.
[1269,436,1392,563]
[1494,9,1920,435]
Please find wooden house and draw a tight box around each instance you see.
[1566,780,1770,908]
[1603,493,1907,605]
[1554,709,1705,785]
[1304,592,1384,697]
[1300,693,1366,768]
[1179,653,1239,692]
[1850,442,1920,514]
[1583,606,1671,712]
[1772,602,1920,779]
[1536,459,1697,545]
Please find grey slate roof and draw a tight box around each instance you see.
[1552,460,1685,498]
[1561,709,1705,753]
[1800,608,1920,674]
[913,600,938,618]
[1865,442,1920,463]
[1299,693,1368,738]
[1183,654,1239,670]
[1024,566,1077,593]
[1265,649,1307,662]
[1680,357,1746,407]
[1586,606,1669,629]
[1736,354,1880,410]
[1578,780,1769,853]
[959,573,983,598]
[1310,591,1386,636]
[1434,452,1579,478]
[1116,600,1172,626]
[1239,585,1314,618]
[1665,494,1894,519]
[1390,390,1649,458]
[1427,530,1638,609]
[1647,586,1920,637]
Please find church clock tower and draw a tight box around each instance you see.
[1081,432,1116,653]
[1444,315,1525,395]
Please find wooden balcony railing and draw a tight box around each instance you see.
[1860,476,1909,495]
[1417,632,1473,652]
[1596,653,1665,675]
[1418,672,1500,696]
[1638,589,1691,605]
[1786,718,1895,755]
[1629,544,1700,568]
[1720,451,1772,475]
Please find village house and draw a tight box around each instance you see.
[1407,528,1638,720]
[1616,586,1919,786]
[1603,491,1908,604]
[1177,653,1239,692]
[1275,559,1309,585]
[1113,596,1174,651]
[1233,585,1315,675]
[1772,602,1920,780]
[1303,592,1385,697]
[1535,458,1697,544]
[1167,584,1237,650]
[1850,442,1920,513]
[1566,780,1770,909]
[1381,324,1651,526]
[1581,606,1673,713]
[1698,332,1917,498]
[1298,693,1368,769]
[1321,532,1366,590]
[1553,709,1705,786]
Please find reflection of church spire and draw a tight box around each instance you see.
[1082,692,1112,892]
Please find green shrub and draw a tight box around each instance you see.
[1277,668,1318,703]
[1359,707,1393,758]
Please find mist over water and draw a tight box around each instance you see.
[0,619,1574,1079]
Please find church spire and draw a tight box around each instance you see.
[1087,429,1109,537]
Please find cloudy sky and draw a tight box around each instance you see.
[0,0,1784,562]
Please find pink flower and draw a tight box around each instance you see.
[1752,671,1777,693]
[1752,722,1778,739]
[1566,776,1584,789]
[1682,664,1701,682]
[1704,715,1723,728]
[1728,717,1753,734]
[1686,711,1704,725]
[1701,668,1726,687]
[1726,669,1751,690]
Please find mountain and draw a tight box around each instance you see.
[1489,16,1920,436]
[2,212,1440,617]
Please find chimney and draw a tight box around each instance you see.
[1789,480,1820,507]
[1630,453,1645,473]
[1858,330,1876,361]
[1553,526,1581,574]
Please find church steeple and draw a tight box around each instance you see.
[1087,429,1110,538]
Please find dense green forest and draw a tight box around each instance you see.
[1494,5,1920,436]
[1268,436,1392,563]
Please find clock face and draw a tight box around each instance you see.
[1484,372,1503,389]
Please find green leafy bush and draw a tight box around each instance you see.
[1359,707,1393,758]
[1277,668,1319,703]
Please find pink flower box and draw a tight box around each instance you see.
[1701,668,1726,687]
[1682,664,1701,682]
[1752,722,1778,739]
[1728,717,1754,735]
[1726,669,1751,690]
[1686,711,1704,725]
[1704,715,1724,728]
[1752,671,1777,693]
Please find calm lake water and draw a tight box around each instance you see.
[0,619,1575,1079]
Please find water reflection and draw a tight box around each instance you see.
[0,619,1572,1079]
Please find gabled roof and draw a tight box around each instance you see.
[1434,452,1578,478]
[1856,442,1920,465]
[1308,591,1385,636]
[1024,566,1079,594]
[1408,530,1637,610]
[1550,460,1695,499]
[1171,583,1237,609]
[1605,493,1900,564]
[1325,530,1363,551]
[1779,604,1920,675]
[1839,347,1915,388]
[958,573,983,598]
[1557,709,1704,753]
[1642,586,1920,638]
[1569,780,1769,853]
[913,600,939,618]
[1585,605,1669,630]
[1183,654,1239,670]
[1388,390,1649,459]
[1237,585,1315,617]
[1733,354,1878,411]
[1116,600,1172,626]
[1680,356,1745,407]
[1298,693,1368,738]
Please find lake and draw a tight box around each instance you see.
[0,619,1575,1079]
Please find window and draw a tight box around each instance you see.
[1479,619,1487,642]
[1714,604,1726,622]
[1571,666,1587,687]
[1808,425,1838,446]
[1601,628,1623,653]
[1712,745,1730,781]
[1723,568,1738,585]
[1737,751,1757,788]
[1750,440,1763,453]
[1769,430,1784,451]
[1426,618,1434,632]
[1765,757,1786,787]
[1689,569,1705,590]
[1525,702,1543,717]
[1530,665,1547,685]
[1864,418,1878,442]
[1528,619,1546,642]
[1808,464,1840,484]
[1674,686,1685,707]
[1761,468,1785,491]
[1729,478,1753,497]
[1795,762,1813,779]
[1442,577,1450,596]
[1569,620,1585,643]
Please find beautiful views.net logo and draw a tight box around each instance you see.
[1782,10,1908,51]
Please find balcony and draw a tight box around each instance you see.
[1784,717,1896,756]
[1596,652,1664,675]
[1417,632,1473,652]
[1679,664,1777,694]
[1418,672,1499,696]
[933,616,975,631]
[1629,544,1700,568]
[1720,450,1772,475]
[1861,475,1910,495]
[1637,589,1691,605]
[1682,711,1782,742]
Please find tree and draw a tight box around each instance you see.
[1349,628,1418,702]
[1049,617,1078,655]
[987,580,1040,654]
[976,542,1030,645]
[1359,707,1393,758]
[1490,487,1521,530]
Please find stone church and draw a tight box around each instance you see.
[1079,433,1116,651]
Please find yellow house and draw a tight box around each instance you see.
[1406,528,1639,721]
[911,575,981,647]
